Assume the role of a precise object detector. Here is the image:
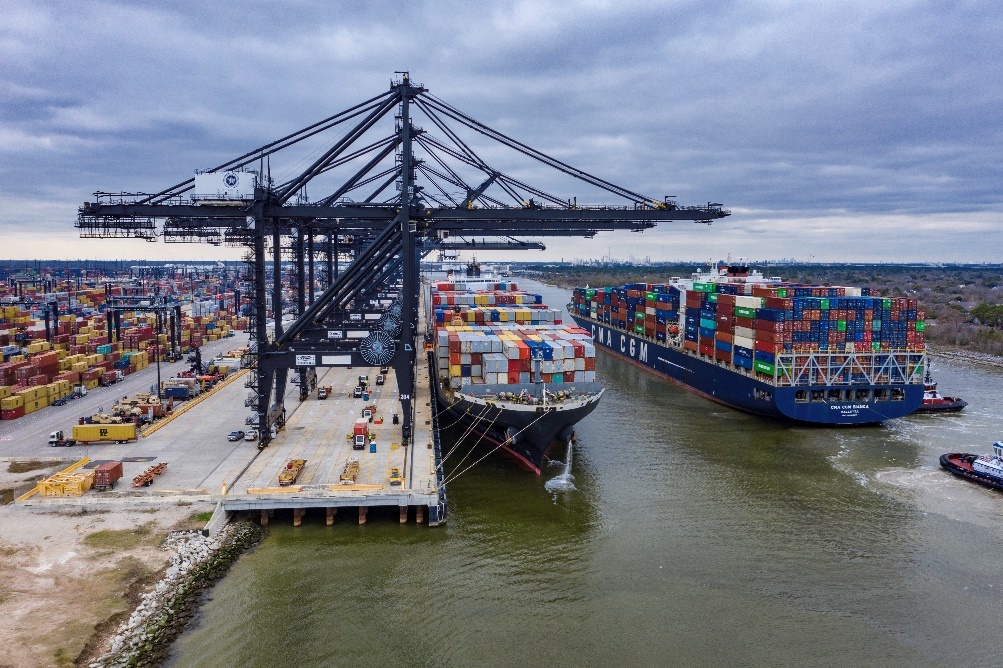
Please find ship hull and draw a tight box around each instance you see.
[570,314,924,425]
[914,399,967,413]
[433,370,602,475]
[940,453,1003,491]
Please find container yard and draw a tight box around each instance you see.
[7,295,444,526]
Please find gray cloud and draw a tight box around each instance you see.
[2,0,1001,261]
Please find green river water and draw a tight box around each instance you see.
[167,280,1003,667]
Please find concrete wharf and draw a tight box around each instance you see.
[14,342,445,527]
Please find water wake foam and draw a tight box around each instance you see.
[545,438,576,493]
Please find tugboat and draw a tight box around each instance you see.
[914,372,967,413]
[940,442,1003,492]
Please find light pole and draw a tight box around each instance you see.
[155,323,162,402]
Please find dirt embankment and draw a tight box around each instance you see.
[0,460,211,668]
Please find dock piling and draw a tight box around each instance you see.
[359,506,368,525]
[326,507,336,526]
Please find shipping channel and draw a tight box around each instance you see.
[165,280,1003,668]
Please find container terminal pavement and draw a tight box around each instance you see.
[10,352,441,526]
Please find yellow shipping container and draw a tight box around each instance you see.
[1,395,22,410]
[71,362,88,373]
[84,379,99,390]
[0,386,9,400]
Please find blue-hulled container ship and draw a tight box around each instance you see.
[568,264,926,425]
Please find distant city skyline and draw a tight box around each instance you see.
[3,1,1000,263]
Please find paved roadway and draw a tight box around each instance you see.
[0,334,251,457]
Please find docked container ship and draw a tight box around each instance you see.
[568,264,927,424]
[429,280,603,474]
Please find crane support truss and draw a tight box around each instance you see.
[76,74,730,449]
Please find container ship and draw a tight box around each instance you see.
[428,280,603,473]
[567,264,927,424]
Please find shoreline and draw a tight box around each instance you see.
[87,520,262,668]
[0,461,263,668]
[0,499,209,667]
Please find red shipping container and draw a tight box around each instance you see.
[755,340,782,354]
[1,406,25,420]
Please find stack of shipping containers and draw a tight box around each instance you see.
[431,281,597,391]
[571,280,925,384]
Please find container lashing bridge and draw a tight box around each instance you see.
[76,74,729,514]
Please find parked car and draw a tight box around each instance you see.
[244,429,258,441]
[227,430,245,441]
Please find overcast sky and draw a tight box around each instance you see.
[2,0,1001,263]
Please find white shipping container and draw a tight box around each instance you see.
[735,295,764,309]
[734,336,755,350]
[734,326,755,340]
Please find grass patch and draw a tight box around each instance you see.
[0,487,13,505]
[82,522,157,552]
[7,460,58,474]
[191,511,214,523]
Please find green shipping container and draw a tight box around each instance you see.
[872,341,881,351]
[585,289,596,298]
[778,289,788,297]
[634,325,644,334]
[735,306,757,319]
[646,292,657,301]
[708,293,718,303]
[820,298,829,310]
[754,360,775,375]
[692,282,715,293]
[635,312,645,321]
[915,320,925,332]
[837,320,847,332]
